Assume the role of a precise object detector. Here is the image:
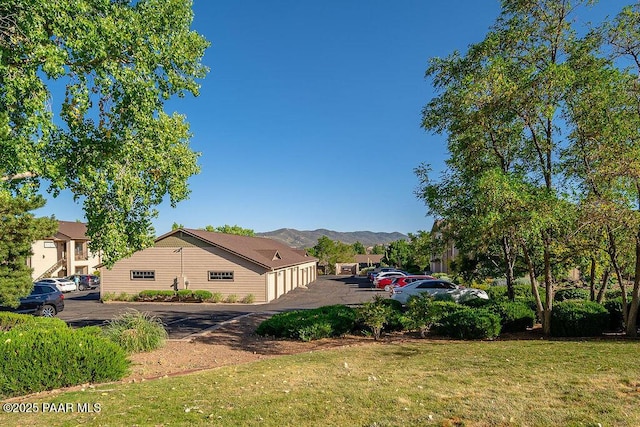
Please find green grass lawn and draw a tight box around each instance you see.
[2,339,639,426]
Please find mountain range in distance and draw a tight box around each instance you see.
[256,228,408,249]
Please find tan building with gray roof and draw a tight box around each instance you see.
[100,228,318,302]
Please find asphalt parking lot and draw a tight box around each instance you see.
[58,275,381,339]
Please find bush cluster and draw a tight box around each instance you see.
[103,310,167,353]
[550,300,609,337]
[473,301,536,333]
[0,316,128,398]
[356,296,396,339]
[554,288,589,302]
[256,305,357,341]
[435,308,502,340]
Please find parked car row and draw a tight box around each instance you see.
[389,278,489,304]
[35,275,100,293]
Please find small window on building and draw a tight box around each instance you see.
[208,271,234,281]
[131,271,155,280]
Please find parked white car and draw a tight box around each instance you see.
[373,270,407,286]
[35,277,77,293]
[390,279,489,304]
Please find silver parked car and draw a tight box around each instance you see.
[390,279,489,304]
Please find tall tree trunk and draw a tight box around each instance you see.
[625,233,640,337]
[522,243,543,323]
[606,227,628,326]
[542,242,554,336]
[589,257,596,301]
[502,236,515,301]
[596,268,609,304]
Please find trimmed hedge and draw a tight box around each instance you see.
[550,300,609,337]
[0,312,68,332]
[256,305,357,341]
[435,307,501,340]
[0,327,129,398]
[554,288,589,302]
[488,301,535,333]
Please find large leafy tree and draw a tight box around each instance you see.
[307,236,356,274]
[0,0,208,271]
[419,0,600,334]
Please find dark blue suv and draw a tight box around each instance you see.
[0,284,65,317]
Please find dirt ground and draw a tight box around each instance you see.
[125,313,377,382]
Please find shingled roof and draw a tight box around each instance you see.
[156,228,318,271]
[55,221,90,240]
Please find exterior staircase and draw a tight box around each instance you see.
[36,258,66,281]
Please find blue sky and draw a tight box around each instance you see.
[35,0,630,235]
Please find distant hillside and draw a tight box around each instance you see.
[256,228,408,249]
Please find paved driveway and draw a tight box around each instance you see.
[59,275,381,339]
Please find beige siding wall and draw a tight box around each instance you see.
[102,246,268,302]
[30,240,59,279]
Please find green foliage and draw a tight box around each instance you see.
[208,292,224,303]
[383,239,412,269]
[177,289,193,299]
[0,193,57,306]
[225,294,238,303]
[0,0,209,267]
[241,294,256,304]
[101,292,116,302]
[486,301,535,333]
[435,308,502,340]
[193,290,213,301]
[256,305,357,341]
[357,295,394,340]
[0,312,34,331]
[103,310,167,353]
[603,298,625,331]
[0,327,129,397]
[351,241,366,255]
[550,301,609,337]
[204,224,255,236]
[309,236,356,274]
[402,296,463,337]
[371,244,385,255]
[554,288,589,302]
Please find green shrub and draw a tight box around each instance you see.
[297,322,333,342]
[402,297,463,337]
[177,289,193,300]
[461,297,493,309]
[193,290,213,301]
[138,290,158,299]
[241,294,256,304]
[208,292,224,303]
[225,294,238,303]
[357,296,393,340]
[11,316,69,332]
[78,325,104,336]
[0,312,34,331]
[603,298,640,331]
[554,288,589,302]
[0,327,129,398]
[103,310,167,353]
[488,301,535,332]
[256,305,357,341]
[435,307,502,340]
[101,292,116,302]
[550,300,609,337]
